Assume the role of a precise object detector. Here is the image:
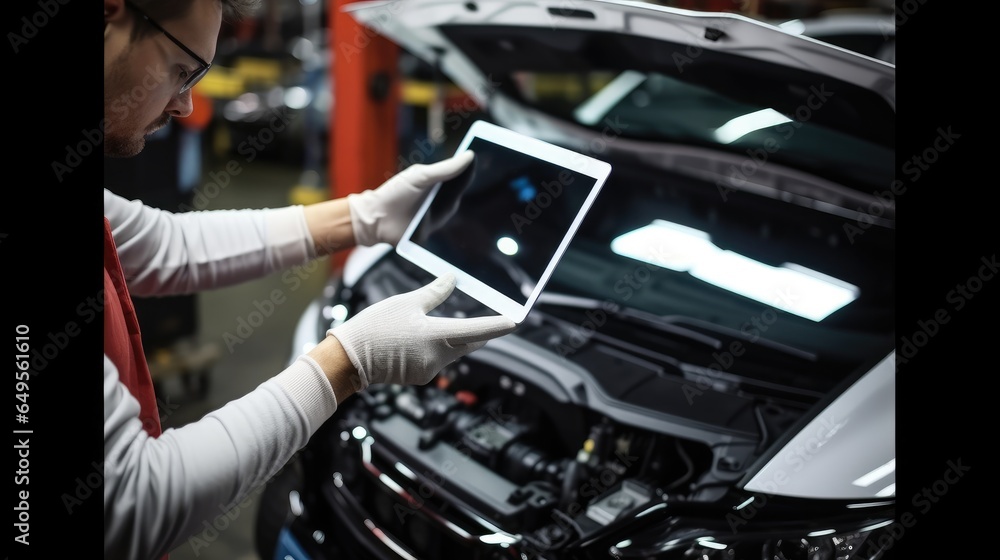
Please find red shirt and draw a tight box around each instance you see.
[104,217,161,438]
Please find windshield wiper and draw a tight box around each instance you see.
[533,291,723,350]
[495,255,815,363]
[534,291,817,363]
[658,315,817,362]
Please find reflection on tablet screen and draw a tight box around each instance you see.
[411,137,597,305]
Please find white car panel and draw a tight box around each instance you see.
[744,352,895,499]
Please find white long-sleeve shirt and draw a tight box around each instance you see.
[103,189,339,560]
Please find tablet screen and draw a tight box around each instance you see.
[409,137,598,305]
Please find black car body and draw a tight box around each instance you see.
[257,1,896,559]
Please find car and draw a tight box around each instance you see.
[256,1,896,559]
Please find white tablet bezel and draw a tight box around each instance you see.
[395,120,612,324]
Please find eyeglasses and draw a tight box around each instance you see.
[124,0,211,94]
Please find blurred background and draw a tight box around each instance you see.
[102,0,894,558]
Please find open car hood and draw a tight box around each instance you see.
[344,0,894,106]
[346,0,895,201]
[339,0,896,502]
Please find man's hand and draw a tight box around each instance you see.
[327,273,516,388]
[348,151,475,247]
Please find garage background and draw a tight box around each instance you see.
[101,0,894,558]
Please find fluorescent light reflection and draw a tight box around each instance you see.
[847,500,894,509]
[778,19,806,35]
[734,496,755,510]
[394,462,417,481]
[852,459,896,488]
[480,533,519,545]
[635,503,666,517]
[860,519,894,533]
[497,236,519,256]
[574,70,648,126]
[378,473,403,494]
[713,108,791,144]
[807,528,837,537]
[611,220,858,321]
[697,538,727,550]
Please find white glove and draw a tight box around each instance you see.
[328,273,516,389]
[348,150,475,247]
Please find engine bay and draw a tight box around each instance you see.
[284,147,896,559]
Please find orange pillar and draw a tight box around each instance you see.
[329,0,400,271]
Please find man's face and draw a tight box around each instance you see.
[104,0,222,157]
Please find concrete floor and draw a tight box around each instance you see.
[148,149,331,560]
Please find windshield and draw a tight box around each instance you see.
[540,159,894,371]
[374,148,894,393]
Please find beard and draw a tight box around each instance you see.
[103,49,172,158]
[104,114,171,158]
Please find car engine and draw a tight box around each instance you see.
[280,258,894,560]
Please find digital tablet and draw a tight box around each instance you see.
[396,120,612,324]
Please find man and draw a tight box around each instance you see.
[102,1,516,559]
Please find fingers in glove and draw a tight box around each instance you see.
[430,314,518,346]
[405,150,475,186]
[415,273,458,313]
